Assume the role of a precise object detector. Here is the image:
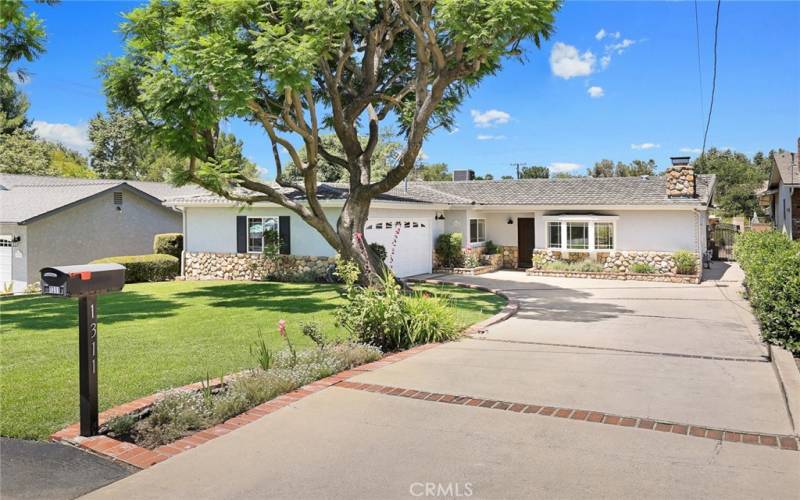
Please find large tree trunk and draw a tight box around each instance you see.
[335,189,386,286]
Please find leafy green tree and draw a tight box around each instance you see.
[616,159,657,177]
[0,76,30,133]
[0,129,51,174]
[752,149,785,177]
[102,0,560,282]
[1,0,57,79]
[519,165,549,178]
[474,173,494,180]
[284,132,404,183]
[411,162,450,181]
[500,175,514,180]
[587,159,615,177]
[693,148,766,217]
[49,144,95,178]
[89,111,257,181]
[553,171,579,179]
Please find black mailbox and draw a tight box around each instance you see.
[40,263,126,437]
[40,263,125,298]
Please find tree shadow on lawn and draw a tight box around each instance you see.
[173,282,342,313]
[0,291,182,331]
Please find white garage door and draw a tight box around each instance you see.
[0,237,13,288]
[364,218,432,278]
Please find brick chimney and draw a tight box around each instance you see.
[666,156,695,198]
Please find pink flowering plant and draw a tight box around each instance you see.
[277,319,297,367]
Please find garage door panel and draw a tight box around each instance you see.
[364,218,432,278]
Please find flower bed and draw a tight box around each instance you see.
[525,268,700,284]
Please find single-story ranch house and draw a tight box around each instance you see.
[166,160,715,281]
[0,174,203,292]
[758,143,799,240]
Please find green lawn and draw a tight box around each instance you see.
[0,280,504,440]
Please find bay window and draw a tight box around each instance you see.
[469,218,486,244]
[544,216,617,252]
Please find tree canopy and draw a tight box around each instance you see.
[102,0,561,281]
[519,165,549,179]
[587,158,657,177]
[693,148,767,217]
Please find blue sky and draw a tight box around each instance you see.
[17,0,800,179]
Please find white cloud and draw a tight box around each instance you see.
[611,31,621,39]
[679,147,702,154]
[550,162,582,173]
[549,42,596,79]
[470,109,511,128]
[595,29,606,40]
[601,55,611,69]
[587,86,604,98]
[631,142,660,150]
[449,127,460,135]
[32,121,90,153]
[606,39,636,55]
[476,134,506,141]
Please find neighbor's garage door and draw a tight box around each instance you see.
[0,237,13,287]
[364,218,432,278]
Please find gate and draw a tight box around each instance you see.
[708,223,738,261]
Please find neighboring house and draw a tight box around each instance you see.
[758,142,799,240]
[0,174,204,292]
[165,158,715,280]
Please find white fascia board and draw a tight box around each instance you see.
[164,199,450,210]
[465,204,708,212]
[541,214,620,222]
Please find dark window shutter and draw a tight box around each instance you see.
[279,216,291,255]
[236,216,247,253]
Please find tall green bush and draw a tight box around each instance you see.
[435,233,464,268]
[91,254,179,283]
[153,233,183,258]
[673,250,697,275]
[734,231,800,353]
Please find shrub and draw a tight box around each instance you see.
[541,260,571,271]
[91,254,179,283]
[734,231,800,353]
[403,291,459,345]
[673,250,697,275]
[463,251,480,269]
[153,233,183,258]
[335,261,463,351]
[531,252,548,270]
[368,243,387,262]
[629,262,656,274]
[483,240,499,255]
[572,260,604,272]
[435,233,464,268]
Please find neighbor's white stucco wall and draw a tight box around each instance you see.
[24,190,181,282]
[184,205,439,256]
[776,182,793,236]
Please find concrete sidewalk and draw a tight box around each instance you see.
[85,263,799,499]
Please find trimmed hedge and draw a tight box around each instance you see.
[734,231,800,353]
[91,254,180,283]
[153,233,183,258]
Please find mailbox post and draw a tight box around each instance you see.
[40,264,125,437]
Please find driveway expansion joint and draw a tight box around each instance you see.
[466,336,770,363]
[336,381,800,452]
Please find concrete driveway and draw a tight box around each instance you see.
[86,263,799,499]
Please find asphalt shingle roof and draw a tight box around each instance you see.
[165,175,715,208]
[773,152,800,186]
[0,174,205,223]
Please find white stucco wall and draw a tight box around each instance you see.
[24,190,182,283]
[184,205,439,256]
[612,210,700,253]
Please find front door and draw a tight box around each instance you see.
[517,218,535,268]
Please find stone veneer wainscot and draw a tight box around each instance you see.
[184,252,336,281]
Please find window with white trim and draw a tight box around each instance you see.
[595,222,614,250]
[547,221,561,248]
[566,222,589,250]
[247,217,278,253]
[469,218,485,243]
[545,216,617,252]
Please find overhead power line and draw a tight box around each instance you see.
[693,0,705,135]
[701,0,721,157]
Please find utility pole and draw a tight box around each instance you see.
[510,162,527,179]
